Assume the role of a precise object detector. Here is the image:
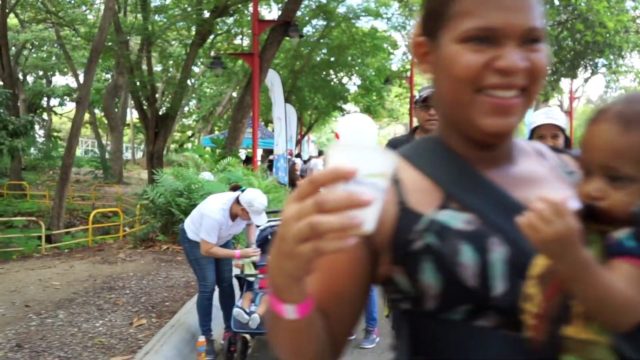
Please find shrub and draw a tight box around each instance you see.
[138,157,289,246]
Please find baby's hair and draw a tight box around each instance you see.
[588,93,640,132]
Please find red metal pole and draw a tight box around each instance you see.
[568,79,575,144]
[251,0,260,171]
[409,60,415,129]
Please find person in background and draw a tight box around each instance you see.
[305,150,325,177]
[288,159,301,189]
[528,106,572,150]
[528,106,581,183]
[386,85,439,150]
[180,185,266,360]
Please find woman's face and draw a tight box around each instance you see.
[414,0,549,147]
[531,124,566,149]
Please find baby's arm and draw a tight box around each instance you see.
[516,199,640,332]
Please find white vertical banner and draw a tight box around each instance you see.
[285,104,298,158]
[265,69,288,185]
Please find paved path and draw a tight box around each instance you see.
[136,288,393,360]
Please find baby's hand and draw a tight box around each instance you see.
[515,198,585,261]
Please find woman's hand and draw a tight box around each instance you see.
[515,197,585,262]
[268,167,374,301]
[241,247,261,259]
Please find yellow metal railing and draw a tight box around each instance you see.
[0,217,46,254]
[88,208,124,246]
[0,182,131,207]
[3,181,31,200]
[0,181,148,257]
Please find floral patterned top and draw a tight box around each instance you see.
[385,197,529,330]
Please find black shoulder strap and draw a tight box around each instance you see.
[398,136,533,262]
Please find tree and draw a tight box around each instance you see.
[0,0,25,181]
[544,0,639,99]
[270,1,400,141]
[222,0,304,153]
[49,0,116,234]
[114,0,246,184]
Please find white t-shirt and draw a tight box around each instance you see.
[183,192,248,245]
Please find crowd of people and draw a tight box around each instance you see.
[179,0,639,359]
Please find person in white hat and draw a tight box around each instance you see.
[528,107,572,150]
[179,185,267,359]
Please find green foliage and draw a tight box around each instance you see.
[139,158,289,245]
[543,0,640,99]
[0,90,36,162]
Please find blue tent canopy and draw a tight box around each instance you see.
[201,118,274,149]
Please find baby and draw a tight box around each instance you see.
[517,93,640,359]
[233,258,269,329]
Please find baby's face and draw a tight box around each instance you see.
[579,119,640,224]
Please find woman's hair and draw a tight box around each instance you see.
[588,92,640,133]
[228,183,243,192]
[288,160,300,189]
[420,0,457,40]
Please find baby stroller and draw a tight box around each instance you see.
[222,212,279,360]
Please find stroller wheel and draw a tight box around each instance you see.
[234,335,250,360]
[222,334,237,360]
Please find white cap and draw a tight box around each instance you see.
[198,171,215,181]
[238,188,268,226]
[335,113,379,147]
[528,107,569,136]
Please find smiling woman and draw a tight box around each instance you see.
[265,0,584,359]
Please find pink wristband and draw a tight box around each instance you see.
[268,292,315,320]
[234,250,241,259]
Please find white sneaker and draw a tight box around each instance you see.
[249,313,261,329]
[233,307,250,324]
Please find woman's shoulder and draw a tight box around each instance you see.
[516,139,582,184]
[393,157,446,213]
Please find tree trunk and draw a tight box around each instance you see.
[49,0,116,235]
[143,113,172,182]
[88,108,111,180]
[0,0,24,181]
[44,76,54,141]
[223,0,303,153]
[8,149,22,180]
[129,103,136,164]
[103,58,128,184]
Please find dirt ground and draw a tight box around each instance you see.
[0,241,195,360]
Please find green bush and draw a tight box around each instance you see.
[138,157,289,246]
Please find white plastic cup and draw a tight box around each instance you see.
[325,143,398,235]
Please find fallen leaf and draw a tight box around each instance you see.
[110,356,133,360]
[94,338,107,345]
[130,316,147,328]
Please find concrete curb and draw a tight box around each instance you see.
[135,294,225,360]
